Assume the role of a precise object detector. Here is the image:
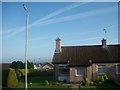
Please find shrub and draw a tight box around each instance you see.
[81,81,85,86]
[85,78,90,86]
[101,76,104,83]
[97,76,100,82]
[90,81,94,86]
[97,76,102,85]
[7,68,18,88]
[44,80,49,86]
[104,74,108,81]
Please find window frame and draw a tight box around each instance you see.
[116,64,120,74]
[97,64,106,75]
[75,67,85,76]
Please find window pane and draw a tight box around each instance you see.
[98,68,105,74]
[59,69,69,74]
[117,64,120,73]
[77,67,84,76]
[98,65,106,74]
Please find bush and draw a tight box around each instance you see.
[7,68,18,88]
[104,74,108,81]
[90,81,94,86]
[97,76,100,82]
[81,81,85,86]
[28,69,53,77]
[85,78,90,86]
[44,80,49,86]
[101,76,104,83]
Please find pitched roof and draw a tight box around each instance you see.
[42,62,54,68]
[52,44,120,66]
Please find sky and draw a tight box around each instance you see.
[2,2,118,63]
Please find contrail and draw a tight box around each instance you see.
[3,2,89,38]
[4,3,117,38]
[30,2,89,27]
[32,6,117,26]
[64,37,101,44]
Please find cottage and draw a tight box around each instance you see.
[42,62,54,70]
[34,62,54,70]
[52,37,120,84]
[34,63,42,69]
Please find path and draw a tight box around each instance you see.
[71,84,80,90]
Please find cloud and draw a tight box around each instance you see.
[3,3,117,38]
[30,2,89,27]
[32,6,117,27]
[64,37,101,44]
[3,2,88,38]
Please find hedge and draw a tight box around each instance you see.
[7,68,18,88]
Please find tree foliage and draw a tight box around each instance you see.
[7,68,18,88]
[10,60,34,69]
[10,61,24,69]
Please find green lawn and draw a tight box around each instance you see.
[18,76,71,89]
[80,81,120,90]
[18,83,71,90]
[28,76,53,83]
[18,76,53,87]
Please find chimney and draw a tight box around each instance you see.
[55,37,61,53]
[101,38,107,48]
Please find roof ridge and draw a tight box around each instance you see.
[62,44,120,47]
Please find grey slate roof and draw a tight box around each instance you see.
[52,44,120,66]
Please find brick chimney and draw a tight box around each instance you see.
[101,38,107,48]
[55,37,61,53]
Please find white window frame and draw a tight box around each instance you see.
[97,65,106,75]
[75,67,84,76]
[116,64,120,74]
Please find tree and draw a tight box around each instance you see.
[10,60,34,69]
[10,61,24,69]
[7,68,18,88]
[15,69,22,82]
[10,61,17,69]
[24,60,34,69]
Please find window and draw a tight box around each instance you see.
[116,64,120,74]
[97,65,106,75]
[75,67,85,76]
[59,69,69,74]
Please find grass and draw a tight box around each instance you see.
[18,76,53,87]
[18,76,71,89]
[80,81,120,90]
[18,82,71,90]
[28,76,52,83]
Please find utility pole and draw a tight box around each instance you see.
[23,4,29,90]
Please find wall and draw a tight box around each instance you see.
[54,63,120,85]
[70,67,85,83]
[92,63,120,84]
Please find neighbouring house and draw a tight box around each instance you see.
[34,63,42,69]
[34,62,54,70]
[52,37,120,84]
[42,62,54,70]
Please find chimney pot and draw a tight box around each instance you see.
[101,38,107,48]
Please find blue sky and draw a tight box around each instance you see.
[2,2,118,63]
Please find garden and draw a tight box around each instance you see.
[2,68,71,89]
[80,75,120,90]
[2,61,120,90]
